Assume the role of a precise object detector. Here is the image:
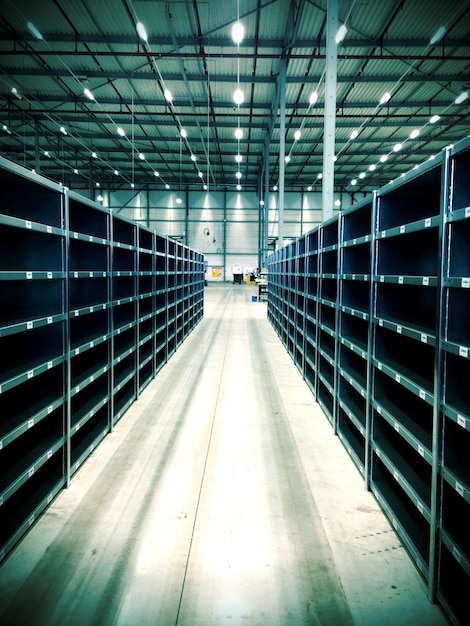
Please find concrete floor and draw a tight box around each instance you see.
[0,284,448,626]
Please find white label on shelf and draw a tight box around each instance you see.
[377,405,382,414]
[89,272,93,278]
[418,445,425,458]
[462,278,470,288]
[74,310,79,317]
[89,306,94,314]
[417,501,424,514]
[117,241,121,247]
[117,356,121,363]
[27,321,33,330]
[361,388,365,397]
[457,414,467,429]
[26,220,32,229]
[362,351,366,359]
[90,375,94,383]
[419,389,426,400]
[453,546,461,563]
[397,325,402,334]
[103,336,106,343]
[394,422,400,433]
[28,419,34,429]
[47,493,53,504]
[47,271,53,280]
[379,319,383,326]
[28,370,34,380]
[363,312,367,320]
[366,235,369,242]
[400,225,406,234]
[48,316,53,325]
[0,441,2,451]
[75,385,80,393]
[27,271,32,280]
[392,518,398,530]
[459,346,468,358]
[29,515,35,526]
[465,207,470,219]
[48,405,53,414]
[352,274,356,280]
[393,470,399,482]
[423,277,429,286]
[396,374,401,383]
[75,423,81,432]
[117,300,121,306]
[381,231,386,238]
[74,271,78,278]
[353,238,357,245]
[89,235,93,242]
[456,481,464,497]
[47,450,52,460]
[75,348,80,356]
[398,276,404,284]
[47,225,52,234]
[74,232,78,239]
[90,341,94,349]
[378,362,383,371]
[421,334,427,344]
[376,448,381,458]
[380,275,384,282]
[28,467,35,478]
[425,218,431,228]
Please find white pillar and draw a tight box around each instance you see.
[322,0,338,222]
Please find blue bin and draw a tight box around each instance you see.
[252,295,257,302]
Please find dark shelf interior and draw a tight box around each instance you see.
[377,228,439,277]
[375,283,437,333]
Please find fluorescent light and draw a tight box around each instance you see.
[92,151,97,158]
[359,172,366,179]
[136,22,148,42]
[176,197,182,204]
[11,87,21,99]
[237,184,242,191]
[350,130,359,140]
[351,179,357,186]
[235,128,243,139]
[273,185,278,191]
[369,164,376,171]
[139,152,145,160]
[236,171,242,179]
[380,92,391,105]
[231,21,245,44]
[235,154,242,163]
[309,91,318,105]
[410,129,420,139]
[380,154,388,162]
[117,127,125,136]
[96,182,100,187]
[393,142,402,152]
[114,169,119,175]
[74,168,79,174]
[198,171,203,178]
[455,91,468,104]
[285,155,290,163]
[165,184,170,189]
[164,89,173,103]
[317,173,322,179]
[191,154,197,161]
[294,130,301,141]
[430,114,440,124]
[233,88,244,104]
[60,126,67,135]
[180,128,187,138]
[84,88,94,100]
[430,26,446,45]
[27,22,43,40]
[154,171,159,177]
[307,186,312,191]
[335,24,347,44]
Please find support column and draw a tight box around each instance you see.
[35,120,41,174]
[278,58,287,248]
[322,0,338,222]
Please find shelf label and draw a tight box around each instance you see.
[75,348,80,356]
[381,231,386,238]
[418,445,425,458]
[456,481,464,497]
[423,277,429,286]
[27,271,32,280]
[48,405,53,414]
[421,334,427,344]
[379,319,383,326]
[465,207,470,219]
[419,389,426,401]
[47,493,53,504]
[75,385,80,393]
[453,546,461,563]
[89,235,93,242]
[47,271,52,279]
[362,351,366,359]
[398,276,404,284]
[28,514,35,526]
[380,275,384,282]
[74,232,78,239]
[400,225,406,234]
[90,341,94,348]
[47,450,53,460]
[90,375,94,383]
[392,517,398,530]
[425,218,432,228]
[28,419,34,429]
[74,310,79,317]
[378,362,383,371]
[394,422,400,433]
[28,370,34,380]
[393,470,399,482]
[462,278,470,288]
[0,441,2,451]
[75,423,81,432]
[352,274,356,280]
[395,373,401,383]
[27,321,33,330]
[397,325,402,334]
[457,414,467,429]
[74,271,78,278]
[26,220,32,229]
[459,346,468,358]
[28,467,35,478]
[417,500,424,514]
[363,312,367,320]
[377,405,382,415]
[89,272,93,278]
[353,238,357,245]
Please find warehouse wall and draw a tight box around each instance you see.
[103,189,354,280]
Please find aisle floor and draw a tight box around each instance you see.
[0,284,448,626]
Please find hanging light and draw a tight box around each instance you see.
[154,171,159,177]
[350,130,359,140]
[117,127,125,137]
[285,155,290,163]
[164,89,173,103]
[237,184,242,191]
[430,114,440,124]
[180,128,187,138]
[369,164,376,171]
[335,24,347,44]
[84,88,94,100]
[309,91,318,105]
[235,154,242,163]
[139,152,145,160]
[11,87,22,99]
[410,129,420,139]
[380,154,388,163]
[430,26,446,45]
[60,126,67,135]
[380,92,391,105]
[236,171,242,179]
[294,130,301,141]
[191,154,197,161]
[91,151,97,158]
[27,22,43,40]
[455,91,468,104]
[235,128,243,140]
[393,142,402,152]
[114,169,119,175]
[233,89,244,105]
[165,184,170,189]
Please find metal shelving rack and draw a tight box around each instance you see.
[267,136,470,626]
[0,156,204,564]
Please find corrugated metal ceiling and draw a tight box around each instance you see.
[0,0,468,196]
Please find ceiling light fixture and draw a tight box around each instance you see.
[294,130,301,141]
[335,24,347,44]
[285,155,290,163]
[430,114,440,124]
[233,88,244,105]
[380,92,391,105]
[139,152,145,160]
[60,126,67,135]
[235,154,242,163]
[84,88,94,100]
[11,87,21,99]
[369,164,376,171]
[430,26,446,45]
[27,22,43,40]
[164,89,173,103]
[350,130,359,140]
[136,22,148,42]
[235,128,243,139]
[114,169,119,175]
[410,129,420,139]
[231,21,245,44]
[180,128,187,138]
[307,186,312,191]
[236,171,242,179]
[117,127,125,136]
[191,154,197,161]
[455,91,469,104]
[165,184,170,189]
[393,142,402,152]
[92,151,97,158]
[359,172,366,179]
[351,179,357,186]
[309,91,318,105]
[237,184,242,191]
[154,171,159,177]
[380,154,388,162]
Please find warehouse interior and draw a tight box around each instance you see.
[0,0,469,624]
